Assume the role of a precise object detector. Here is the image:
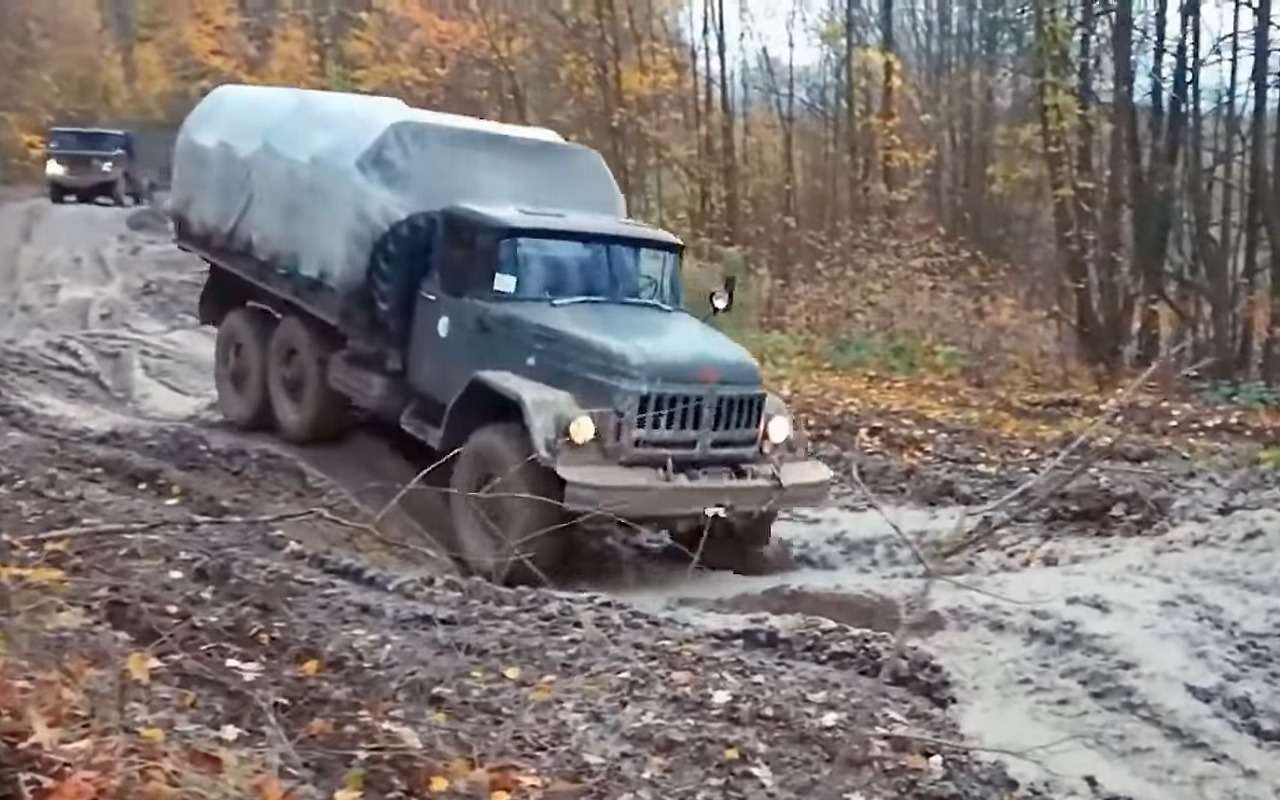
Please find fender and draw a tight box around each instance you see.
[440,370,585,462]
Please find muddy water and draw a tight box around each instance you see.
[2,198,1279,800]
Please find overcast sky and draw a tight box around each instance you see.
[689,0,1260,97]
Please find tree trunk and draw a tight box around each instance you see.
[715,0,738,243]
[1240,0,1270,375]
[879,0,896,211]
[1097,0,1135,370]
[1133,0,1169,364]
[1031,0,1101,361]
[1210,0,1242,377]
[845,0,858,220]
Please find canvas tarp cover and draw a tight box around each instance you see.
[167,84,625,295]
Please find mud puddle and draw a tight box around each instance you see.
[590,499,1280,800]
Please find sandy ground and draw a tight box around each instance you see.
[1,196,1277,799]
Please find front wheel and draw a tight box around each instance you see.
[49,185,65,204]
[266,314,349,443]
[449,423,569,585]
[214,307,276,430]
[111,177,127,207]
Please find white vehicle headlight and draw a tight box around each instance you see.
[99,160,114,172]
[764,414,792,445]
[45,158,65,177]
[567,414,596,446]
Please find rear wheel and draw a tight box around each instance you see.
[214,307,275,430]
[266,315,349,443]
[449,423,569,585]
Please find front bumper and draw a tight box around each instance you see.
[48,174,116,191]
[557,458,833,519]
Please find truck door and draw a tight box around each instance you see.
[407,270,474,410]
[406,220,485,410]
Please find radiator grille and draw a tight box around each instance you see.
[631,391,765,451]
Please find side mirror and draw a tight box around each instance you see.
[708,275,736,315]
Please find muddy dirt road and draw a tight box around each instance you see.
[1,196,1278,800]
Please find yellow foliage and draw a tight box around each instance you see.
[262,16,320,88]
[343,0,481,106]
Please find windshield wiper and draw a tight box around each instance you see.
[549,295,608,307]
[619,298,674,312]
[549,295,674,311]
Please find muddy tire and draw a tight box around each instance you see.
[449,423,568,585]
[266,314,349,443]
[49,186,65,204]
[214,307,276,430]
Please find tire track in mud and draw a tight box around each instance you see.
[0,196,452,560]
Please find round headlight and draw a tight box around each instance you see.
[45,158,65,177]
[764,414,792,445]
[567,414,596,446]
[99,160,114,172]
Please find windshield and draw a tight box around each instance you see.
[494,237,682,308]
[48,130,127,153]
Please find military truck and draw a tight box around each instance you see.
[169,84,831,583]
[44,127,152,206]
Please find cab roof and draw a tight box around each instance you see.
[48,127,130,135]
[445,203,683,249]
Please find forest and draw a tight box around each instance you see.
[2,0,1279,387]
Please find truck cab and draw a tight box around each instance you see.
[44,127,151,206]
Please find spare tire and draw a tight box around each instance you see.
[266,314,349,443]
[214,306,275,429]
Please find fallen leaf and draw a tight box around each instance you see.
[0,565,66,583]
[23,707,60,749]
[432,709,448,723]
[254,776,286,800]
[125,652,151,685]
[333,791,362,800]
[219,724,245,742]
[501,666,522,681]
[426,775,450,793]
[299,659,321,677]
[723,746,740,762]
[185,748,224,775]
[446,758,475,778]
[380,721,422,750]
[490,793,511,800]
[46,771,99,800]
[305,718,335,737]
[341,767,365,793]
[138,726,166,744]
[904,752,930,770]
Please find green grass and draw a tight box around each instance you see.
[826,331,969,376]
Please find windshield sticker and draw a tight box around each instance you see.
[493,272,517,294]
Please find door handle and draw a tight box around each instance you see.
[418,290,437,302]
